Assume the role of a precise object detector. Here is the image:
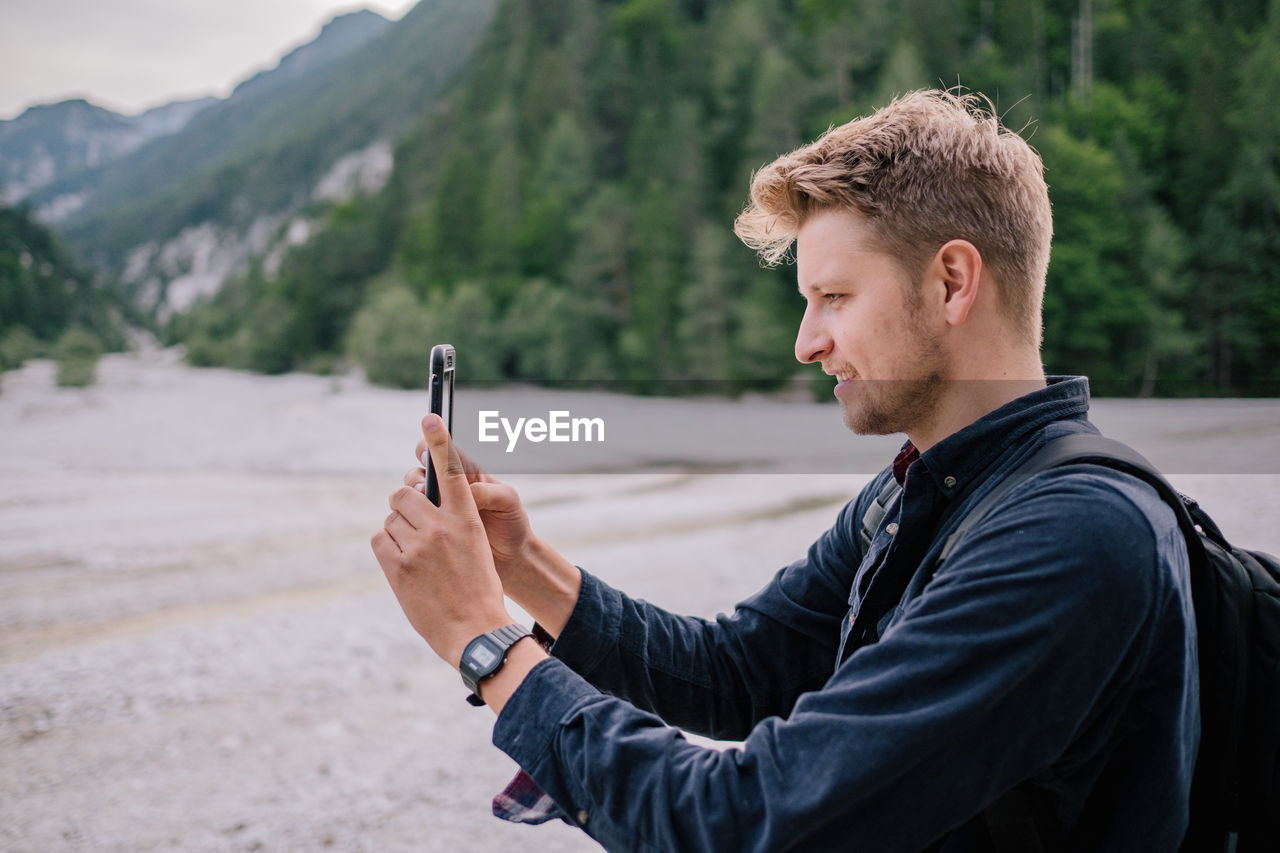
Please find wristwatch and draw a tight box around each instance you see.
[460,623,533,706]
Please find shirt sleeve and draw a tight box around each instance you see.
[492,469,1184,853]
[543,483,878,741]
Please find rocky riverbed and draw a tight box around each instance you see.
[2,351,1277,851]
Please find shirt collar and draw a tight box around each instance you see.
[892,443,920,486]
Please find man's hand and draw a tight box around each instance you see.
[405,416,583,637]
[411,430,534,578]
[372,414,513,668]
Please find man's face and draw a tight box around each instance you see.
[794,208,946,437]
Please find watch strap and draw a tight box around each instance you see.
[490,623,533,647]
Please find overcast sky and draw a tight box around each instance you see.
[0,0,419,120]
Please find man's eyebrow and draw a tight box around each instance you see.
[797,278,847,295]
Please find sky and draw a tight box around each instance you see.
[0,0,419,120]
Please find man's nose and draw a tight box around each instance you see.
[795,304,832,364]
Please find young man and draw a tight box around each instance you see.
[372,90,1198,851]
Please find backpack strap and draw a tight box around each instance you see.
[858,435,1243,849]
[938,433,1207,569]
[859,477,902,553]
[962,433,1252,852]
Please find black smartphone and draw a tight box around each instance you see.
[425,343,455,506]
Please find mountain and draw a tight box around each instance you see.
[29,8,394,230]
[32,0,497,317]
[129,99,219,138]
[0,97,214,206]
[229,8,393,103]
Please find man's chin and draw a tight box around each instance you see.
[841,401,901,437]
[837,374,947,438]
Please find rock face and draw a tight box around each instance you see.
[123,139,397,318]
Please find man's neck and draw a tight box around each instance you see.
[908,366,1047,454]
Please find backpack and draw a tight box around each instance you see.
[859,433,1280,851]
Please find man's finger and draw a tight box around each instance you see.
[383,510,418,550]
[416,439,494,485]
[457,446,494,484]
[371,528,401,563]
[389,486,430,529]
[404,467,426,489]
[422,414,475,510]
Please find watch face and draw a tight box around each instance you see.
[469,640,500,671]
[464,636,504,679]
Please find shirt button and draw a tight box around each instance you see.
[576,809,590,825]
[943,475,957,488]
[885,522,899,535]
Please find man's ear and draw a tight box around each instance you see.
[932,239,983,327]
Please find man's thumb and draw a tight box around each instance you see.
[471,481,513,512]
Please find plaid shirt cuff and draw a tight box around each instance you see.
[492,768,565,824]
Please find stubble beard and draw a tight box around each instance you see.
[841,372,946,436]
[840,296,947,437]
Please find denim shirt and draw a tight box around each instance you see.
[492,377,1199,852]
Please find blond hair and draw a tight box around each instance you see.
[734,90,1052,345]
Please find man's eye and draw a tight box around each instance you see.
[824,293,844,304]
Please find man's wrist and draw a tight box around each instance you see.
[506,537,582,638]
[507,534,555,581]
[447,614,516,670]
[477,635,548,716]
[460,623,534,705]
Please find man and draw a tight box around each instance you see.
[372,90,1198,851]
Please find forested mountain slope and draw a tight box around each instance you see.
[175,0,1280,394]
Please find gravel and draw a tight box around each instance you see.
[2,351,1277,851]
